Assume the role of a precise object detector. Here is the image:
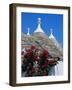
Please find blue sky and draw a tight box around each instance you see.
[21,12,63,46]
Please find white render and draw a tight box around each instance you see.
[48,61,63,76]
[55,61,63,75]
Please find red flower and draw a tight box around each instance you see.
[24,50,33,58]
[42,50,48,58]
[32,55,37,61]
[48,60,57,65]
[26,49,31,52]
[42,63,48,68]
[43,70,47,76]
[31,67,35,73]
[22,59,27,64]
[31,45,36,50]
[36,67,40,73]
[21,51,24,55]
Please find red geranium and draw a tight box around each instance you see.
[21,51,24,55]
[48,60,57,65]
[42,63,48,68]
[31,67,35,73]
[22,44,58,77]
[31,44,36,50]
[42,50,48,58]
[32,55,37,61]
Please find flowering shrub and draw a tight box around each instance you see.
[21,45,58,77]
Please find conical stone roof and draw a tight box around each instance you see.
[34,18,44,33]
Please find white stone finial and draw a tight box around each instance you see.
[38,18,41,24]
[51,28,53,34]
[49,28,55,39]
[27,27,30,36]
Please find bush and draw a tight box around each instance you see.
[21,44,58,77]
